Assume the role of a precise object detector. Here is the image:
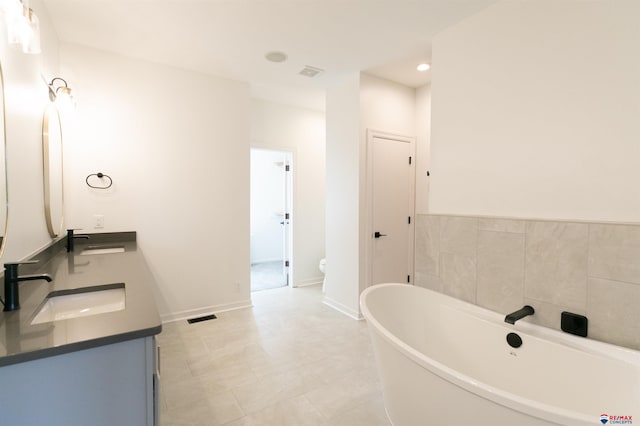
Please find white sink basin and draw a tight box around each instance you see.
[31,284,126,324]
[80,246,125,255]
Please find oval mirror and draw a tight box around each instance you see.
[0,64,8,256]
[42,104,64,237]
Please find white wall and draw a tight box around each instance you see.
[250,148,287,263]
[359,74,416,295]
[324,73,360,317]
[430,0,640,222]
[250,99,325,287]
[60,44,251,321]
[415,84,431,214]
[325,73,416,318]
[0,0,62,263]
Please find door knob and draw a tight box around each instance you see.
[374,232,387,238]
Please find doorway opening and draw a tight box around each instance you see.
[250,148,293,292]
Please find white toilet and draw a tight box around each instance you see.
[319,258,326,292]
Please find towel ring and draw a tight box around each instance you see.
[86,172,113,189]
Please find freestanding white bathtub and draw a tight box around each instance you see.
[360,284,640,426]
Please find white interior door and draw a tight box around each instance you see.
[369,132,415,285]
[282,158,292,285]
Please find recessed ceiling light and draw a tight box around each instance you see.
[265,51,288,63]
[417,63,430,72]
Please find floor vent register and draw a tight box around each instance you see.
[187,314,217,324]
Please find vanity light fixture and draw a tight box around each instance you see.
[1,0,41,54]
[417,63,431,72]
[48,77,73,103]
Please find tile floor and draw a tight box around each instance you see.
[158,284,391,425]
[251,261,287,292]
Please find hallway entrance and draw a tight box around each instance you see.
[250,148,293,291]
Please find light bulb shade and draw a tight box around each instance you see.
[22,9,42,54]
[7,6,29,45]
[7,6,41,54]
[0,0,22,17]
[55,87,74,108]
[24,7,40,54]
[57,86,72,97]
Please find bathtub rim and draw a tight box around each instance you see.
[360,283,639,425]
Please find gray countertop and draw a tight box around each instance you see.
[0,234,162,367]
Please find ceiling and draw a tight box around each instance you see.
[42,0,497,110]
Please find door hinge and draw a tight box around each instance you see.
[285,213,290,220]
[408,216,411,224]
[407,275,411,283]
[409,156,412,165]
[285,164,290,172]
[285,260,290,267]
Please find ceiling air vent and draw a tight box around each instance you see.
[299,65,324,78]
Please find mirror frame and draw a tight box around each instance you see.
[42,104,64,238]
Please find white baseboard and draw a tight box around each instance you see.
[293,277,323,288]
[161,299,253,323]
[322,296,363,320]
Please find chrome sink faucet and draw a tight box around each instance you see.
[504,305,535,325]
[2,261,53,312]
[67,229,90,252]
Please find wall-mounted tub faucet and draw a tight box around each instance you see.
[504,305,535,325]
[2,261,53,311]
[67,229,90,252]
